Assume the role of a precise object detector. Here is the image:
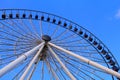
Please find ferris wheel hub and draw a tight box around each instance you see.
[42,35,51,42]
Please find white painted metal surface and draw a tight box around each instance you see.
[48,42,120,78]
[20,43,45,80]
[48,45,76,80]
[0,42,45,77]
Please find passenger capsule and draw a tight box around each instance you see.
[2,14,6,19]
[105,54,111,60]
[9,14,13,18]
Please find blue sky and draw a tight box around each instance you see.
[0,0,120,79]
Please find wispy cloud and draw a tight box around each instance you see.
[115,9,120,19]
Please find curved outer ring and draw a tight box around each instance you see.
[0,9,119,78]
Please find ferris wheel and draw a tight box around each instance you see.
[0,9,120,80]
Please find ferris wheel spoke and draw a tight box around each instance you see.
[60,57,96,80]
[2,55,33,79]
[52,56,85,80]
[12,60,31,80]
[51,25,60,38]
[45,59,59,80]
[0,54,20,62]
[53,49,96,80]
[26,58,40,80]
[63,53,106,73]
[47,45,76,80]
[56,48,104,63]
[46,21,51,35]
[48,42,120,78]
[0,28,36,43]
[0,42,32,47]
[14,33,37,42]
[18,19,38,39]
[14,43,33,48]
[14,46,33,51]
[0,29,35,43]
[0,29,20,39]
[41,61,45,80]
[29,19,41,39]
[47,48,68,80]
[0,34,35,44]
[0,23,37,40]
[48,53,67,80]
[10,19,38,40]
[0,42,45,77]
[14,43,33,46]
[40,60,44,80]
[0,53,20,57]
[3,19,31,38]
[83,70,105,80]
[63,64,86,80]
[53,38,83,45]
[53,44,102,62]
[52,29,69,41]
[53,42,88,50]
[56,44,91,48]
[0,43,15,46]
[20,43,45,80]
[58,41,90,47]
[2,20,25,35]
[0,45,33,53]
[0,60,14,66]
[39,19,43,37]
[15,46,34,51]
[0,22,35,41]
[0,36,17,42]
[52,33,77,43]
[14,38,39,45]
[17,19,33,33]
[0,54,33,70]
[14,20,31,35]
[69,49,97,54]
[2,14,26,33]
[0,57,31,66]
[14,47,33,53]
[0,49,19,52]
[53,49,108,80]
[0,9,119,80]
[56,54,88,80]
[0,55,17,61]
[54,49,102,73]
[44,59,53,80]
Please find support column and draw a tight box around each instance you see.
[45,59,59,80]
[0,42,45,77]
[48,45,76,80]
[48,42,120,78]
[20,44,45,80]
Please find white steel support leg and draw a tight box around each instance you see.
[47,45,76,80]
[26,59,39,80]
[0,42,45,77]
[48,42,120,78]
[20,44,45,80]
[45,59,59,80]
